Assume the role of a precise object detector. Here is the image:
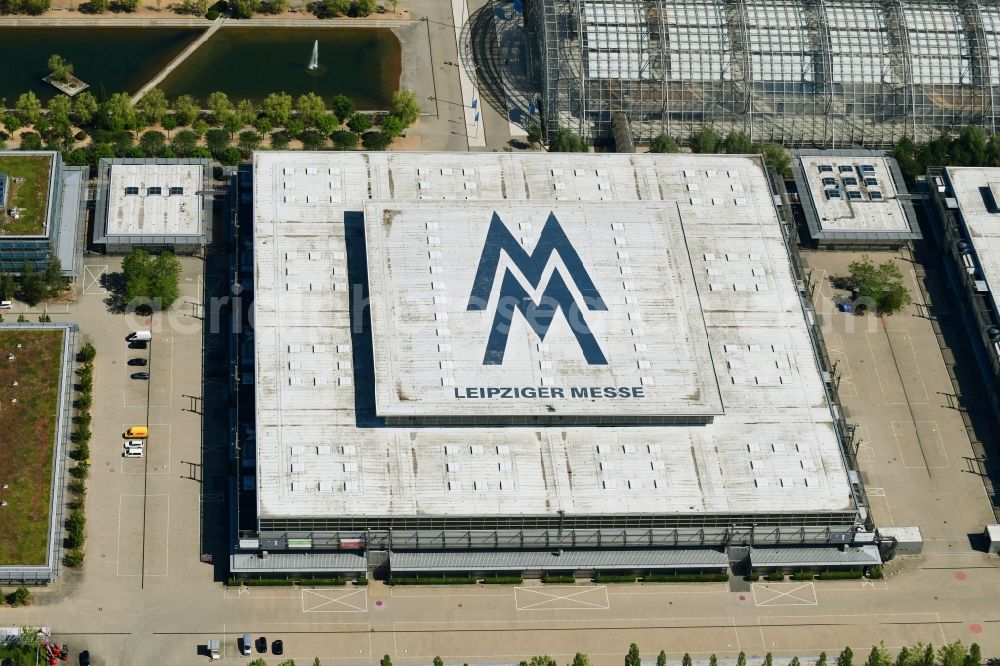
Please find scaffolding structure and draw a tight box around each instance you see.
[523,0,1000,146]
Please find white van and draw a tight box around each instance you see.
[0,301,11,310]
[126,330,152,341]
[240,634,251,655]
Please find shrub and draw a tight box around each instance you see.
[347,113,372,134]
[790,572,814,581]
[243,578,295,586]
[9,586,31,607]
[331,129,357,150]
[816,570,863,580]
[298,578,346,586]
[482,576,523,584]
[388,577,476,585]
[270,131,290,150]
[66,509,86,548]
[867,566,883,579]
[542,575,575,584]
[643,573,729,583]
[354,578,369,586]
[745,573,760,582]
[64,549,84,568]
[361,131,392,151]
[72,443,91,462]
[593,575,637,583]
[767,572,784,581]
[68,479,87,496]
[69,465,89,479]
[206,6,219,17]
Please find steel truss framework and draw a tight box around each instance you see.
[524,0,1000,146]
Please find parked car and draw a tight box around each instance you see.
[128,340,148,349]
[123,448,143,458]
[241,634,252,656]
[127,358,148,366]
[123,440,144,450]
[255,637,267,654]
[131,372,150,380]
[0,301,11,310]
[272,640,283,656]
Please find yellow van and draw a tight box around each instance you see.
[124,426,148,439]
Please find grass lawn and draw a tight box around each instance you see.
[0,154,52,236]
[0,329,65,566]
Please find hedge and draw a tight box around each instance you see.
[354,578,369,586]
[767,572,784,581]
[388,577,476,585]
[542,575,576,584]
[745,573,760,582]
[238,578,295,586]
[867,566,883,579]
[481,576,523,585]
[643,573,729,583]
[594,575,637,583]
[790,572,814,581]
[298,578,346,586]
[816,570,864,580]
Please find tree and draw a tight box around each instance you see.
[259,0,288,12]
[391,89,420,126]
[711,657,719,666]
[866,644,892,666]
[361,131,392,151]
[380,115,405,138]
[649,133,678,153]
[690,126,718,153]
[761,143,792,179]
[330,93,355,122]
[847,255,911,316]
[549,127,588,152]
[263,92,294,126]
[171,129,198,156]
[192,118,209,138]
[791,659,801,666]
[15,91,43,126]
[296,92,327,127]
[103,92,138,131]
[216,146,243,165]
[17,260,46,305]
[351,0,375,15]
[172,95,199,126]
[526,124,542,147]
[0,268,14,301]
[285,117,305,138]
[116,0,140,10]
[140,130,167,156]
[47,95,73,125]
[122,249,182,310]
[315,113,339,135]
[738,653,747,666]
[838,647,854,666]
[434,658,444,666]
[236,98,258,125]
[938,643,968,666]
[381,656,393,666]
[657,651,667,666]
[722,130,755,154]
[207,91,233,122]
[625,644,641,666]
[520,659,556,666]
[347,113,372,134]
[43,255,68,296]
[205,128,230,154]
[270,130,291,150]
[3,113,23,135]
[331,129,357,150]
[73,91,98,125]
[238,129,261,156]
[683,654,692,666]
[764,654,772,666]
[254,116,274,136]
[818,653,827,666]
[137,88,169,126]
[230,0,259,17]
[48,54,74,83]
[572,654,591,666]
[19,132,43,150]
[964,644,981,666]
[299,129,327,150]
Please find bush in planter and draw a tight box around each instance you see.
[644,573,729,583]
[482,576,523,584]
[69,465,89,480]
[354,578,369,586]
[388,577,476,585]
[745,573,760,581]
[816,570,863,580]
[867,566,883,579]
[9,586,31,607]
[64,549,84,568]
[593,574,637,583]
[767,572,784,581]
[790,572,814,581]
[542,575,575,584]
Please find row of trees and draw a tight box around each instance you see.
[64,341,96,569]
[1,0,392,18]
[517,641,982,666]
[652,126,793,179]
[0,260,69,306]
[892,125,1000,184]
[0,86,421,165]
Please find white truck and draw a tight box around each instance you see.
[126,330,152,341]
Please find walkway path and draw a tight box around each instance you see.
[131,16,226,103]
[450,0,486,147]
[0,15,413,27]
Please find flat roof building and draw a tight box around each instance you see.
[93,158,211,253]
[927,167,1000,428]
[241,151,861,575]
[0,151,86,277]
[792,150,921,248]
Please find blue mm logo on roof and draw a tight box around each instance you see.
[467,212,609,365]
